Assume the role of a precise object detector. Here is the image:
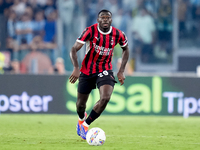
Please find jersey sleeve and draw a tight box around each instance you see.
[76,27,91,44]
[119,31,128,48]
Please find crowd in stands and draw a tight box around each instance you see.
[0,0,65,74]
[0,0,200,75]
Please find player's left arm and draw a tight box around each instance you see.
[117,45,129,85]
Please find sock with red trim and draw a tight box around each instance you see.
[85,109,100,125]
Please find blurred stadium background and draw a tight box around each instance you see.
[0,0,200,118]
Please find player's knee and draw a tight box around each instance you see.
[76,101,86,111]
[100,95,110,104]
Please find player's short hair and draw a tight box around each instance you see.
[98,9,112,17]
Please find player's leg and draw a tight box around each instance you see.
[76,93,89,136]
[93,84,113,113]
[85,84,113,124]
[77,72,94,119]
[76,72,95,137]
[76,92,89,119]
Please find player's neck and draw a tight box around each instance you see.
[99,27,109,32]
[97,24,112,34]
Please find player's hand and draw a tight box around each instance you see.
[69,67,80,84]
[117,71,125,85]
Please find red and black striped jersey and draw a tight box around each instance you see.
[77,23,128,75]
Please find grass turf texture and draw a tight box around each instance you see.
[0,115,200,150]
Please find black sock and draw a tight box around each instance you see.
[77,111,85,119]
[85,110,100,125]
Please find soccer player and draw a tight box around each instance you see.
[69,9,130,140]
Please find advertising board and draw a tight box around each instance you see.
[1,75,200,117]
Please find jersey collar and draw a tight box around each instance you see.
[97,23,112,35]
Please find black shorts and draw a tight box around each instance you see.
[78,70,117,94]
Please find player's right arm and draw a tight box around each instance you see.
[69,41,84,84]
[69,27,91,83]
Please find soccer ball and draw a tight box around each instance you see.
[86,127,106,146]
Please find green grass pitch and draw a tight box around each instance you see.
[0,114,200,150]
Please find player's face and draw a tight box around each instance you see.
[97,12,112,31]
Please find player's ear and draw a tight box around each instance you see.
[97,18,99,23]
